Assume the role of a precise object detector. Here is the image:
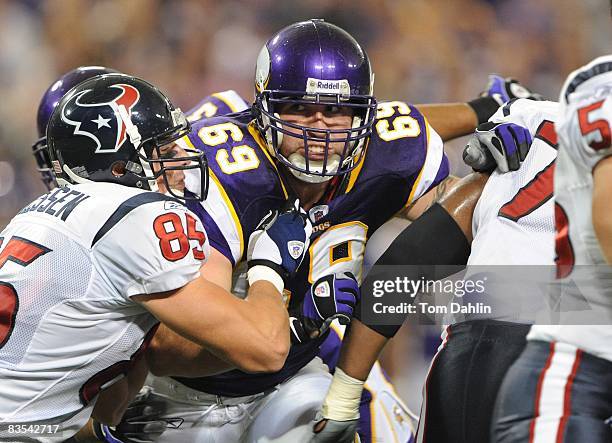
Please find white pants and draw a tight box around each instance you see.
[145,357,415,443]
[146,357,331,443]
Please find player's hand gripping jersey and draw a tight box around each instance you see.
[469,99,560,266]
[0,182,207,442]
[179,101,448,397]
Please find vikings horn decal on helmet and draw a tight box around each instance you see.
[46,74,208,202]
[33,66,120,190]
[254,19,377,183]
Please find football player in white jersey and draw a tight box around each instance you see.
[411,99,559,443]
[307,95,557,442]
[492,56,612,443]
[0,73,313,442]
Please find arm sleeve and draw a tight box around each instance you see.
[186,176,243,266]
[92,203,206,300]
[356,203,470,338]
[406,118,450,205]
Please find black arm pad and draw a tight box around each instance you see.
[356,203,471,338]
[467,96,501,124]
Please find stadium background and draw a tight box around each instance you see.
[0,0,610,413]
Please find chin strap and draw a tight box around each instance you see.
[62,164,93,185]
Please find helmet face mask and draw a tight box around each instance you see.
[135,113,208,201]
[254,19,377,183]
[47,74,208,202]
[256,90,376,182]
[31,137,55,190]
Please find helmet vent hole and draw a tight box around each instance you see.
[111,161,127,177]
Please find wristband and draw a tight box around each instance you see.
[321,367,365,421]
[247,265,284,294]
[467,96,501,124]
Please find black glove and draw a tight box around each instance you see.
[468,74,545,124]
[290,272,360,344]
[93,388,173,443]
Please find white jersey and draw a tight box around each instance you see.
[447,100,559,324]
[469,99,559,266]
[529,64,612,362]
[0,182,207,441]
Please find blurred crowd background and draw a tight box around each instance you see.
[0,0,611,413]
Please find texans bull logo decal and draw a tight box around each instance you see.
[61,84,140,153]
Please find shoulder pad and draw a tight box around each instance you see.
[186,90,250,122]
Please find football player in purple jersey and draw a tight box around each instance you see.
[101,19,542,443]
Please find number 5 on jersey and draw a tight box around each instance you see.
[153,213,207,262]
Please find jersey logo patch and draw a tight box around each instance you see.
[164,200,185,211]
[61,84,141,153]
[288,240,305,259]
[314,281,331,298]
[309,204,329,222]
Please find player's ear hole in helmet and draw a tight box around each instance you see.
[33,66,120,190]
[253,19,377,184]
[46,73,208,202]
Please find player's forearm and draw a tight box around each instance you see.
[183,280,290,374]
[416,103,478,141]
[337,319,389,381]
[239,279,291,371]
[146,279,290,376]
[137,277,289,374]
[318,319,385,424]
[592,157,612,264]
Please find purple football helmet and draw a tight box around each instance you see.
[254,19,376,183]
[33,66,119,189]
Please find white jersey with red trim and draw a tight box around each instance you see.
[468,99,559,267]
[447,100,560,324]
[0,182,207,441]
[529,61,612,362]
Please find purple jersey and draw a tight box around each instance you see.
[179,101,448,396]
[185,90,249,122]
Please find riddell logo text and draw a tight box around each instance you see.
[317,81,342,90]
